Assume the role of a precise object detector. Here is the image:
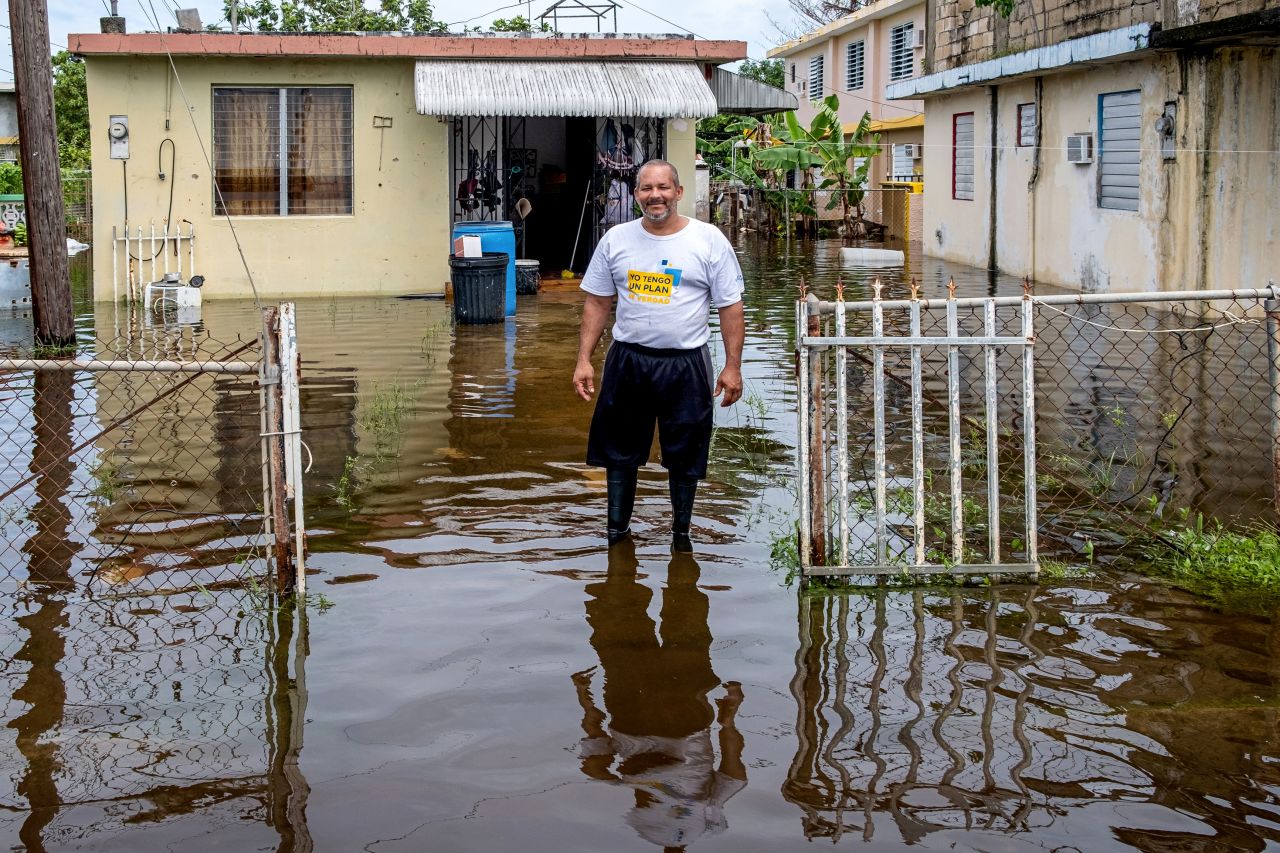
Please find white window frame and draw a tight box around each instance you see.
[889,23,915,82]
[845,40,865,91]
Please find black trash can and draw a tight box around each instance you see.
[449,252,507,324]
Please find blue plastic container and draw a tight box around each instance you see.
[452,221,516,316]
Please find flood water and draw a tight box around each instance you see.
[1,239,1278,851]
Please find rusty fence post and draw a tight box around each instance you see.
[261,306,295,592]
[807,293,827,566]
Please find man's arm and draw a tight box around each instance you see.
[574,293,614,401]
[714,301,745,407]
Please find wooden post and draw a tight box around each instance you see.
[10,0,75,349]
[262,306,294,591]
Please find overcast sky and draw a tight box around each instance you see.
[0,0,790,81]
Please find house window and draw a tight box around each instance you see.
[809,56,824,100]
[953,112,974,201]
[1099,90,1140,212]
[846,40,865,90]
[889,23,914,81]
[1017,102,1036,147]
[891,143,916,180]
[213,86,353,216]
[790,63,795,83]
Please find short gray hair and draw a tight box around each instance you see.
[636,159,680,187]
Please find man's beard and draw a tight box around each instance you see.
[642,203,673,223]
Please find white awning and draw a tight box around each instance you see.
[414,60,719,118]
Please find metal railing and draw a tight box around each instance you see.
[797,283,1280,578]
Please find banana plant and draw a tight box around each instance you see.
[753,94,880,245]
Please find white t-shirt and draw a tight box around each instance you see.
[580,218,744,350]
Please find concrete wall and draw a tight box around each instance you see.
[930,0,1273,71]
[666,117,698,220]
[922,47,1279,293]
[86,56,700,300]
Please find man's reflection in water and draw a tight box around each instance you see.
[572,540,747,851]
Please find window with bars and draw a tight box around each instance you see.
[889,22,914,81]
[809,56,824,100]
[845,40,865,90]
[1017,103,1036,147]
[213,86,354,216]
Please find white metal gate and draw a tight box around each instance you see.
[796,283,1039,579]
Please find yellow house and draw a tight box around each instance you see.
[70,31,748,301]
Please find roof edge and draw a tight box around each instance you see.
[885,23,1154,100]
[69,31,747,63]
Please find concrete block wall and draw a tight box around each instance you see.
[929,0,1273,71]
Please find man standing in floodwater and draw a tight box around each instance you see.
[573,159,745,552]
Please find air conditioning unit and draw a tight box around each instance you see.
[913,28,926,49]
[1066,133,1093,164]
[902,143,921,160]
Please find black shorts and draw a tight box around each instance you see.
[586,341,715,480]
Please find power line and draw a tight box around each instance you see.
[616,0,704,39]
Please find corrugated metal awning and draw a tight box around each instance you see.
[415,60,718,118]
[709,67,797,116]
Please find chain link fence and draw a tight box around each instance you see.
[0,307,310,843]
[799,287,1280,571]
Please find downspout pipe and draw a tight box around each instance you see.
[1027,76,1043,282]
[988,85,999,277]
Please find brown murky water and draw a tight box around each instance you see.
[1,241,1278,850]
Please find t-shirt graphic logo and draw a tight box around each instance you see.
[626,259,683,305]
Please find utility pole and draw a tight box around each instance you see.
[231,1,238,33]
[10,0,75,349]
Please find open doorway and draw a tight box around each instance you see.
[450,115,665,278]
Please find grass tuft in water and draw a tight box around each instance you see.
[1143,513,1280,607]
[358,378,419,461]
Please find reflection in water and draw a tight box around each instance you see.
[1,584,311,849]
[574,542,747,850]
[786,585,1280,849]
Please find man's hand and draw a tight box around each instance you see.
[714,364,743,407]
[573,359,596,401]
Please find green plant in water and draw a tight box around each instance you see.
[88,455,127,504]
[1144,514,1280,606]
[333,455,360,511]
[419,319,449,364]
[359,378,418,460]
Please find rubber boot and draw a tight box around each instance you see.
[669,476,698,553]
[606,468,638,546]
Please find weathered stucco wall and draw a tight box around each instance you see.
[923,47,1279,293]
[666,117,699,219]
[930,0,1272,71]
[920,87,989,269]
[87,55,451,300]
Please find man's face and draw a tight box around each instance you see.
[634,166,683,225]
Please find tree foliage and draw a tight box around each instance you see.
[52,51,90,170]
[976,0,1017,15]
[489,15,550,32]
[738,58,785,89]
[223,0,446,32]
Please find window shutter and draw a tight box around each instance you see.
[809,56,824,100]
[953,113,974,201]
[890,23,914,81]
[1099,90,1140,212]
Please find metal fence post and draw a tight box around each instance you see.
[1265,290,1280,523]
[279,303,306,592]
